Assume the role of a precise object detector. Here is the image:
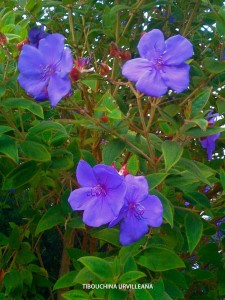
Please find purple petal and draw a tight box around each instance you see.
[136,69,168,97]
[138,29,165,60]
[141,195,163,227]
[163,35,193,65]
[93,164,124,190]
[18,45,45,75]
[47,74,71,106]
[82,196,116,227]
[108,205,128,227]
[76,160,97,187]
[160,64,190,93]
[106,184,126,216]
[125,175,149,204]
[122,58,152,82]
[18,74,48,98]
[200,134,220,160]
[120,213,149,246]
[38,34,65,64]
[68,187,96,211]
[57,48,73,77]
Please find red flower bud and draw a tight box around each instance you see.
[0,33,7,44]
[100,115,109,123]
[99,62,110,76]
[16,38,29,51]
[70,67,81,82]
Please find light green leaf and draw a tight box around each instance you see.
[91,228,120,247]
[146,173,168,190]
[185,212,203,253]
[162,141,183,172]
[118,271,146,283]
[53,271,77,290]
[127,154,139,175]
[78,256,113,281]
[137,246,185,271]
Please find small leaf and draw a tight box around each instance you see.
[78,256,113,281]
[2,161,40,190]
[35,205,65,235]
[62,290,89,300]
[0,135,18,163]
[186,126,225,137]
[190,88,212,117]
[127,154,139,175]
[1,98,44,119]
[136,246,185,271]
[185,212,203,253]
[91,228,120,247]
[118,271,146,283]
[162,141,183,172]
[146,173,168,190]
[153,191,174,227]
[0,125,14,134]
[20,140,51,162]
[203,58,225,74]
[102,139,125,165]
[53,271,77,290]
[220,169,225,191]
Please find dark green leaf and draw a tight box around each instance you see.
[0,135,18,163]
[146,173,168,190]
[102,139,125,165]
[21,140,51,162]
[162,141,183,171]
[185,212,203,253]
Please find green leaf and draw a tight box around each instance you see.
[110,4,129,15]
[50,149,74,170]
[163,279,184,299]
[0,135,18,163]
[81,79,97,91]
[4,270,23,296]
[184,192,211,208]
[0,125,14,134]
[109,289,128,300]
[91,228,120,247]
[78,256,113,281]
[108,109,122,120]
[162,141,183,172]
[35,205,65,235]
[102,139,125,165]
[62,290,89,300]
[20,140,51,162]
[53,271,77,290]
[136,246,185,271]
[127,154,139,175]
[146,173,168,190]
[134,289,154,300]
[190,88,212,117]
[220,169,225,191]
[118,271,146,283]
[186,126,225,137]
[203,57,225,74]
[2,161,40,190]
[28,121,68,138]
[185,212,203,253]
[153,191,174,227]
[1,98,44,119]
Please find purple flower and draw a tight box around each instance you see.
[122,29,193,97]
[28,26,48,48]
[68,160,126,227]
[199,112,220,160]
[18,33,73,106]
[109,175,163,246]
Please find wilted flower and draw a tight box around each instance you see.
[199,112,220,160]
[122,29,193,97]
[28,25,48,48]
[110,42,131,61]
[109,175,163,246]
[68,160,126,227]
[99,62,110,76]
[18,33,73,106]
[70,57,92,82]
[0,33,7,44]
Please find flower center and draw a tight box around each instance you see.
[40,64,56,80]
[129,202,146,220]
[88,184,106,197]
[153,56,164,70]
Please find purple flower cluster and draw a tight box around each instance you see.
[122,29,193,97]
[68,160,163,246]
[18,27,73,106]
[199,112,220,160]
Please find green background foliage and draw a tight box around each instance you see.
[1,0,225,299]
